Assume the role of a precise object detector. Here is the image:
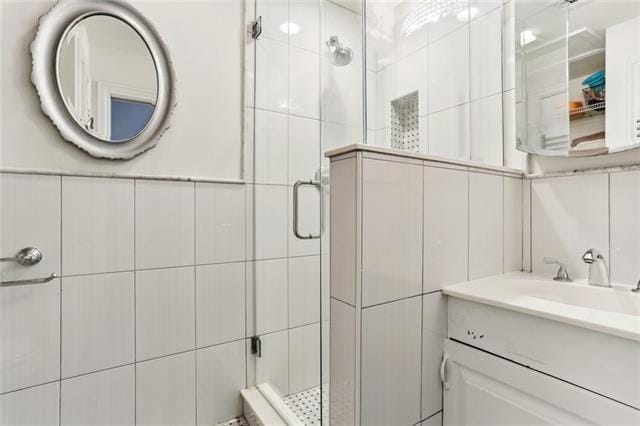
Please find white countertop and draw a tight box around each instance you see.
[443,272,640,342]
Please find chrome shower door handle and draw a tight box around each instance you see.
[293,179,320,240]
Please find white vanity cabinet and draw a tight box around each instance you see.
[443,339,640,425]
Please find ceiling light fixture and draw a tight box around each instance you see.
[279,22,300,35]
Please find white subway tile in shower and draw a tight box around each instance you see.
[246,329,289,396]
[0,382,59,425]
[470,93,504,167]
[246,258,288,337]
[470,6,503,101]
[289,115,320,185]
[289,0,321,53]
[254,109,289,185]
[195,263,245,348]
[256,38,289,114]
[256,0,289,44]
[136,351,196,426]
[195,183,245,265]
[61,365,134,425]
[289,46,320,119]
[288,255,320,328]
[427,103,470,160]
[289,322,321,394]
[246,185,288,261]
[428,25,469,113]
[135,180,194,270]
[62,177,134,276]
[61,272,134,378]
[135,267,195,361]
[395,47,427,115]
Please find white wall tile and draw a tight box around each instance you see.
[531,174,609,280]
[428,1,467,43]
[136,267,195,361]
[253,109,289,185]
[470,7,503,100]
[136,351,196,426]
[330,158,357,306]
[289,115,320,184]
[504,177,523,273]
[395,47,428,115]
[61,177,133,276]
[246,330,289,396]
[422,293,447,420]
[0,277,60,393]
[61,272,134,377]
[195,183,245,265]
[469,172,504,280]
[246,259,288,336]
[362,159,423,306]
[196,263,245,348]
[523,178,532,272]
[135,180,194,269]
[502,0,516,91]
[289,0,320,52]
[428,104,470,160]
[288,184,321,257]
[361,297,422,425]
[256,38,289,113]
[1,173,59,282]
[60,365,134,425]
[289,46,320,119]
[419,115,429,154]
[256,0,288,43]
[329,299,355,426]
[470,0,502,20]
[470,93,504,167]
[428,26,469,113]
[424,167,469,292]
[0,382,59,426]
[503,89,527,170]
[610,171,640,285]
[367,70,377,130]
[288,255,320,327]
[422,412,443,425]
[376,65,395,130]
[246,185,288,261]
[196,340,246,425]
[289,323,320,394]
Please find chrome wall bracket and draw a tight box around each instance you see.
[250,16,262,40]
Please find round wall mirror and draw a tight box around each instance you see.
[31,0,175,159]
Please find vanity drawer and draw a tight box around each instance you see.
[447,297,640,410]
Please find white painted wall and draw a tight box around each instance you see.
[0,0,245,181]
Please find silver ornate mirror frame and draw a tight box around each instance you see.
[31,0,176,159]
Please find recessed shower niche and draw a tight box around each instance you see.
[390,91,420,152]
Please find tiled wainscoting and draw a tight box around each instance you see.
[329,148,524,425]
[0,173,319,425]
[528,169,640,286]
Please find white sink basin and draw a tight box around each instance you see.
[443,272,640,342]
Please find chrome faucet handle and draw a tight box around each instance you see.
[543,258,572,282]
[632,280,640,294]
[581,248,603,264]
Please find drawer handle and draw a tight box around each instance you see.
[440,352,450,391]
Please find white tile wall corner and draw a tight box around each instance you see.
[255,37,289,114]
[135,180,194,270]
[329,298,355,426]
[135,267,195,361]
[61,272,134,378]
[0,277,60,393]
[246,329,289,396]
[1,173,60,282]
[470,93,504,167]
[0,382,59,425]
[289,46,320,119]
[253,109,289,185]
[428,104,471,160]
[289,115,320,184]
[61,177,134,276]
[428,25,469,113]
[60,365,135,425]
[330,158,357,306]
[504,177,523,272]
[289,322,321,394]
[361,296,422,426]
[246,184,288,261]
[195,182,245,265]
[361,159,423,307]
[469,171,504,280]
[136,351,196,426]
[288,255,320,328]
[470,6,503,101]
[422,292,447,420]
[195,263,245,348]
[610,171,640,285]
[531,174,609,280]
[289,0,321,53]
[246,258,288,336]
[423,166,469,292]
[196,340,246,425]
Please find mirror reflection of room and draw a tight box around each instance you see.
[57,15,158,143]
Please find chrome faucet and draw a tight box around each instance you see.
[581,249,610,287]
[632,280,640,294]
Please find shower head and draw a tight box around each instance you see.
[326,35,353,66]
